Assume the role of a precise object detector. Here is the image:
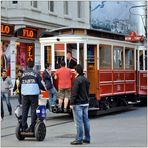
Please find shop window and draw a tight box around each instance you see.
[55,44,65,69]
[1,40,11,75]
[16,42,34,72]
[99,44,111,69]
[66,43,77,69]
[113,46,123,69]
[125,48,134,69]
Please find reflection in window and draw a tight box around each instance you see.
[99,44,111,69]
[45,46,52,66]
[113,47,123,69]
[139,50,143,70]
[54,44,65,69]
[145,50,147,70]
[87,45,94,64]
[79,43,84,67]
[125,48,134,69]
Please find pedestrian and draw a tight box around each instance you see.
[13,69,23,104]
[67,51,77,69]
[70,64,91,145]
[1,69,13,116]
[43,63,57,112]
[20,61,46,132]
[54,61,72,112]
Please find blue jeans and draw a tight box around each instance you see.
[72,105,90,142]
[48,86,57,106]
[1,92,12,114]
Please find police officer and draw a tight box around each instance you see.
[21,61,46,132]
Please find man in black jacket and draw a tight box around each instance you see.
[70,64,90,145]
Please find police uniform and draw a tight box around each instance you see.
[21,68,46,132]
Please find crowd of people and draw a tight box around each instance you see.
[1,51,91,145]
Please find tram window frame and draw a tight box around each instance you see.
[54,44,65,69]
[145,50,147,70]
[139,50,144,70]
[66,43,77,68]
[44,46,52,67]
[79,43,84,68]
[125,47,134,70]
[99,44,112,69]
[113,46,124,69]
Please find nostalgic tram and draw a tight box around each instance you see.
[39,27,147,113]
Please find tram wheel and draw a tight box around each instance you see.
[15,123,25,140]
[35,121,46,141]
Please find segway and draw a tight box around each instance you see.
[15,104,46,141]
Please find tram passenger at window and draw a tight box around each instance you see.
[67,51,77,69]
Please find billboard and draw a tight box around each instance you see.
[90,1,146,35]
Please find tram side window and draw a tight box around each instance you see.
[139,50,143,70]
[99,44,111,69]
[55,44,65,69]
[113,46,123,69]
[67,43,77,69]
[145,50,147,70]
[45,46,52,66]
[125,48,134,69]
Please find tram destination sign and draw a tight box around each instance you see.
[1,23,14,36]
[125,32,144,42]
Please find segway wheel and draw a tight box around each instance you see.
[35,121,46,141]
[15,123,25,140]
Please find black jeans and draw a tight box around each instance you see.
[22,95,38,130]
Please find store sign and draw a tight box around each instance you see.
[1,23,14,36]
[27,44,34,62]
[16,28,37,40]
[125,32,144,42]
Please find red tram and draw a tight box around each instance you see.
[39,27,147,113]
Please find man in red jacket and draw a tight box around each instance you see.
[54,61,72,112]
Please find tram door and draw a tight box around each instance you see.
[87,45,98,95]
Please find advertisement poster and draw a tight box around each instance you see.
[91,1,146,35]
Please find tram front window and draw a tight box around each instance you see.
[145,50,147,70]
[66,43,77,69]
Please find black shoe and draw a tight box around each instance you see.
[64,108,68,113]
[70,140,83,145]
[83,139,90,144]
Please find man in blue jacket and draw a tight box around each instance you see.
[43,63,57,112]
[21,61,46,132]
[70,64,91,145]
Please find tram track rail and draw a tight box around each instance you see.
[1,116,73,138]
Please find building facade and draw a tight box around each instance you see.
[1,1,90,86]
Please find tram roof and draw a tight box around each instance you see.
[40,27,127,41]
